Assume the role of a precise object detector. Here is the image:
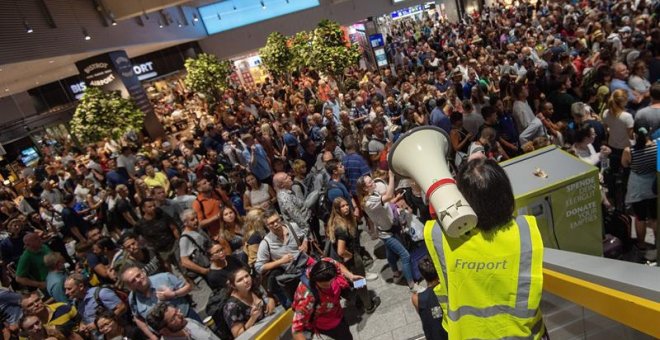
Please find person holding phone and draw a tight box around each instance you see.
[326,197,380,314]
[223,268,276,338]
[291,258,362,340]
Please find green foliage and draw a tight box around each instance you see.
[184,53,232,102]
[70,87,144,144]
[294,20,360,87]
[260,32,293,79]
[289,31,313,71]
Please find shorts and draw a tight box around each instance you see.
[631,199,657,221]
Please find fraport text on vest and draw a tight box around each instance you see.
[455,259,508,271]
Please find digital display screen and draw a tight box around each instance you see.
[199,0,320,35]
[20,147,40,166]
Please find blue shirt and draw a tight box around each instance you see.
[342,152,371,195]
[78,287,122,324]
[323,100,341,123]
[430,107,451,133]
[610,78,636,102]
[326,180,351,207]
[241,144,272,181]
[129,272,189,320]
[46,271,68,303]
[105,170,129,189]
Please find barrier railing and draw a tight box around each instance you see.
[245,248,660,339]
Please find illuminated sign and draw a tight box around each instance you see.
[199,0,320,34]
[391,5,424,19]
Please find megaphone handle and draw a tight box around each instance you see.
[425,178,457,201]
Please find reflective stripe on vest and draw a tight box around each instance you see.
[432,216,538,322]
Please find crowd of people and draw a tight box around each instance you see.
[0,0,659,339]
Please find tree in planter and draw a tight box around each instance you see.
[184,53,232,105]
[309,19,361,90]
[260,32,293,82]
[70,87,144,144]
[289,31,313,73]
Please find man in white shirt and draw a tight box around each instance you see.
[512,83,536,133]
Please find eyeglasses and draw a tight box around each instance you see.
[266,218,282,227]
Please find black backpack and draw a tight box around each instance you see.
[206,288,234,340]
[315,181,339,223]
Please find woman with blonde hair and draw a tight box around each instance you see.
[243,208,267,268]
[326,197,380,314]
[602,89,634,172]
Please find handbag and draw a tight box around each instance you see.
[276,251,309,287]
[407,215,425,242]
[180,234,211,279]
[275,222,310,287]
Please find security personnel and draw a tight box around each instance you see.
[424,158,546,339]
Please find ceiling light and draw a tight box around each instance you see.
[177,20,182,27]
[261,1,266,9]
[48,60,54,63]
[82,27,91,40]
[193,14,199,22]
[111,19,117,26]
[158,20,164,28]
[24,20,33,33]
[4,88,9,92]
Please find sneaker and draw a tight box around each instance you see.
[365,296,381,314]
[410,283,425,293]
[365,273,378,281]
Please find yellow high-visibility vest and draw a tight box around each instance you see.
[424,215,545,339]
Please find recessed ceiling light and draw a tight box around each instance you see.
[4,88,9,92]
[49,60,54,63]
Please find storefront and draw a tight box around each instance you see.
[0,42,202,169]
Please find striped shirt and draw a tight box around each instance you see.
[630,144,657,175]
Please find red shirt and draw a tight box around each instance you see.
[291,258,349,333]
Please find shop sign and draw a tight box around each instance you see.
[82,62,115,86]
[391,5,424,19]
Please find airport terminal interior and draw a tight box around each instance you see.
[0,0,658,339]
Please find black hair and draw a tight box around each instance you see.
[325,159,341,176]
[481,106,496,120]
[118,232,138,247]
[634,127,650,151]
[450,111,463,125]
[310,260,337,285]
[573,123,593,144]
[96,237,117,252]
[651,83,660,101]
[418,258,439,283]
[146,302,169,332]
[457,158,514,231]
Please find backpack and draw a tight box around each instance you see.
[206,288,234,340]
[93,285,132,326]
[299,274,321,332]
[315,181,339,223]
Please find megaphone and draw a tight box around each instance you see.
[388,126,477,237]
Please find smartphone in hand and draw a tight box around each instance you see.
[353,278,367,289]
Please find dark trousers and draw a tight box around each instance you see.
[345,253,373,310]
[318,318,353,340]
[265,267,297,308]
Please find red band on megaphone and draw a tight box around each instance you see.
[426,178,456,201]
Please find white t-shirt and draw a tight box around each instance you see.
[602,109,634,149]
[512,100,536,133]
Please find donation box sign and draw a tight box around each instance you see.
[500,146,603,256]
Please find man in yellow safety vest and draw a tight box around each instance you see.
[424,158,547,339]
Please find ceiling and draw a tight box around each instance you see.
[0,39,193,97]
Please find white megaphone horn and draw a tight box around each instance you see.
[388,126,477,237]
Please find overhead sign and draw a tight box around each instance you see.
[369,33,385,48]
[391,5,424,19]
